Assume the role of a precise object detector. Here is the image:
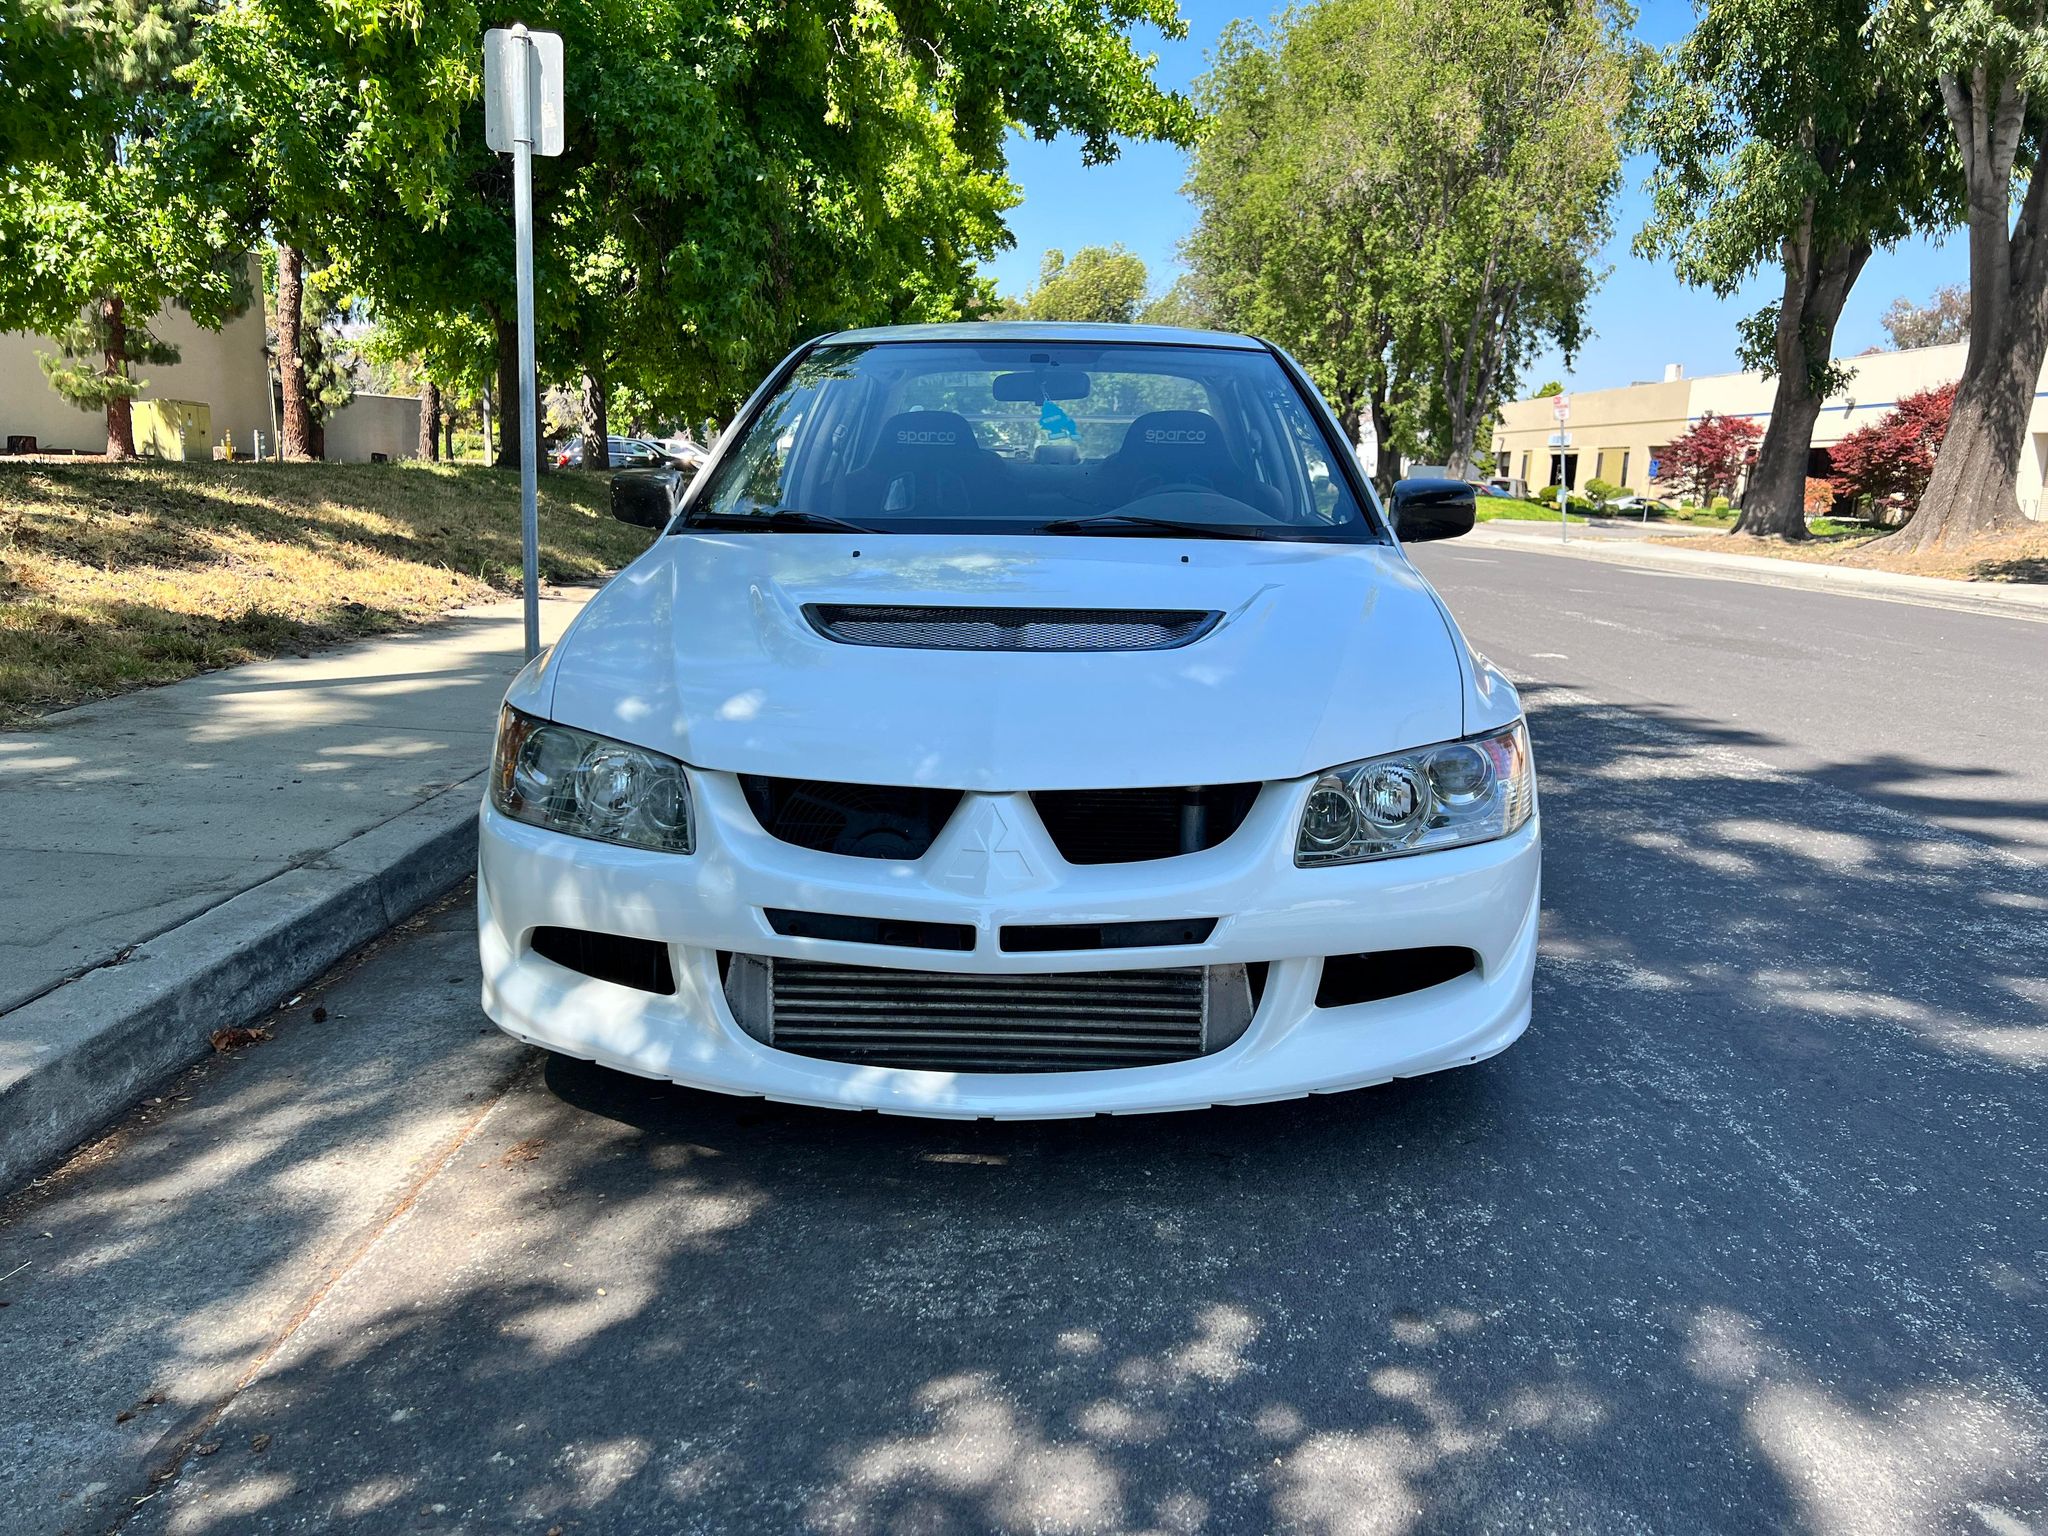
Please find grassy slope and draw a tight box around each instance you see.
[0,459,653,722]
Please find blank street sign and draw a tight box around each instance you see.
[483,27,564,157]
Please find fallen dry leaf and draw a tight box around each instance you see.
[496,1137,546,1167]
[250,1432,271,1454]
[195,1441,221,1456]
[209,1026,273,1054]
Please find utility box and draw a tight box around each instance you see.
[132,399,211,461]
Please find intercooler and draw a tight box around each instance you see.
[722,955,1257,1073]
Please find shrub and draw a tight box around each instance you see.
[1535,484,1560,504]
[1663,412,1763,504]
[1710,495,1732,511]
[1829,381,1955,520]
[1584,477,1624,508]
[1803,477,1835,517]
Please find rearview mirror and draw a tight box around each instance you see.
[1390,477,1476,543]
[992,369,1091,403]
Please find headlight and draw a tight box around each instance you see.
[1296,720,1532,865]
[490,707,694,854]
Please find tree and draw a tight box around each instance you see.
[1871,0,2046,548]
[1139,275,1217,330]
[1011,246,1150,323]
[1182,0,1630,489]
[4,2,255,457]
[1882,283,1972,349]
[1829,381,1956,518]
[1534,380,1565,398]
[1660,411,1762,505]
[1637,0,1955,540]
[199,0,1193,470]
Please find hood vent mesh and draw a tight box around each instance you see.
[804,604,1221,652]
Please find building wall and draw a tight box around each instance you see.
[1494,377,1691,495]
[323,392,422,463]
[0,259,273,456]
[1493,342,2048,517]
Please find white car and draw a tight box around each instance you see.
[479,323,1539,1118]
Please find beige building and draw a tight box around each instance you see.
[3,268,420,463]
[1,294,274,458]
[1491,342,2046,519]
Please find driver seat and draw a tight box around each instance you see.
[1096,411,1241,508]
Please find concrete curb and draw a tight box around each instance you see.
[1461,522,2048,621]
[0,774,484,1191]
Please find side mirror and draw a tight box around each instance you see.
[1390,477,1476,543]
[610,466,680,529]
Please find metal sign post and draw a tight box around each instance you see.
[484,25,564,660]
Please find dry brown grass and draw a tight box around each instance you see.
[1697,520,2048,585]
[0,458,651,722]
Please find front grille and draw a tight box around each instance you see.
[766,909,974,951]
[723,957,1257,1072]
[1001,917,1218,953]
[1031,784,1260,865]
[804,604,1222,652]
[741,776,961,859]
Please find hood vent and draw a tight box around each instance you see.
[803,604,1222,653]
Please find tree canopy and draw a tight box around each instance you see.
[12,0,1197,458]
[1882,284,1972,349]
[1181,0,1633,487]
[1635,0,1956,538]
[1006,246,1152,324]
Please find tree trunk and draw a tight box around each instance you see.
[103,295,136,460]
[1887,76,2044,551]
[480,389,494,464]
[1732,230,1868,540]
[276,244,313,461]
[418,381,441,462]
[444,413,455,462]
[492,315,521,469]
[580,366,609,470]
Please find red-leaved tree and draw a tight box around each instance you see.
[1829,382,1955,522]
[1657,412,1764,505]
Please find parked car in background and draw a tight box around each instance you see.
[482,322,1535,1119]
[554,435,669,470]
[660,432,711,473]
[1486,476,1530,500]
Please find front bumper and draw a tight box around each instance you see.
[477,772,1540,1118]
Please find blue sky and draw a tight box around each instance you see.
[983,0,1964,393]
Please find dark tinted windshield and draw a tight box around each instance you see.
[682,340,1381,541]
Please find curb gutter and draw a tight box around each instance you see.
[0,775,485,1191]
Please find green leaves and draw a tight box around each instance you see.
[1183,0,1631,475]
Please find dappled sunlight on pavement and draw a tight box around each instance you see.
[2,666,2044,1534]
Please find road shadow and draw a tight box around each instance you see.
[5,684,2045,1534]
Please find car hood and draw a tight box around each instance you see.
[531,533,1469,789]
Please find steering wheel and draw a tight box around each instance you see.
[1131,475,1218,499]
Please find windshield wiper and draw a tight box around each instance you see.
[688,508,875,534]
[1038,512,1269,541]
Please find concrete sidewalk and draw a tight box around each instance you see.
[0,591,591,1188]
[1463,518,2048,621]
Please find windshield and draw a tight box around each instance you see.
[679,339,1382,542]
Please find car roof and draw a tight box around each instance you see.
[815,321,1268,351]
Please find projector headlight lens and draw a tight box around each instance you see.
[491,707,694,854]
[1296,721,1532,865]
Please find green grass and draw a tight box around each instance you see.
[0,459,653,722]
[1476,498,1587,524]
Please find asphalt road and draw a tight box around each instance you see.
[3,547,2045,1536]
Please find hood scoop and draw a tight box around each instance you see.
[803,604,1223,653]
